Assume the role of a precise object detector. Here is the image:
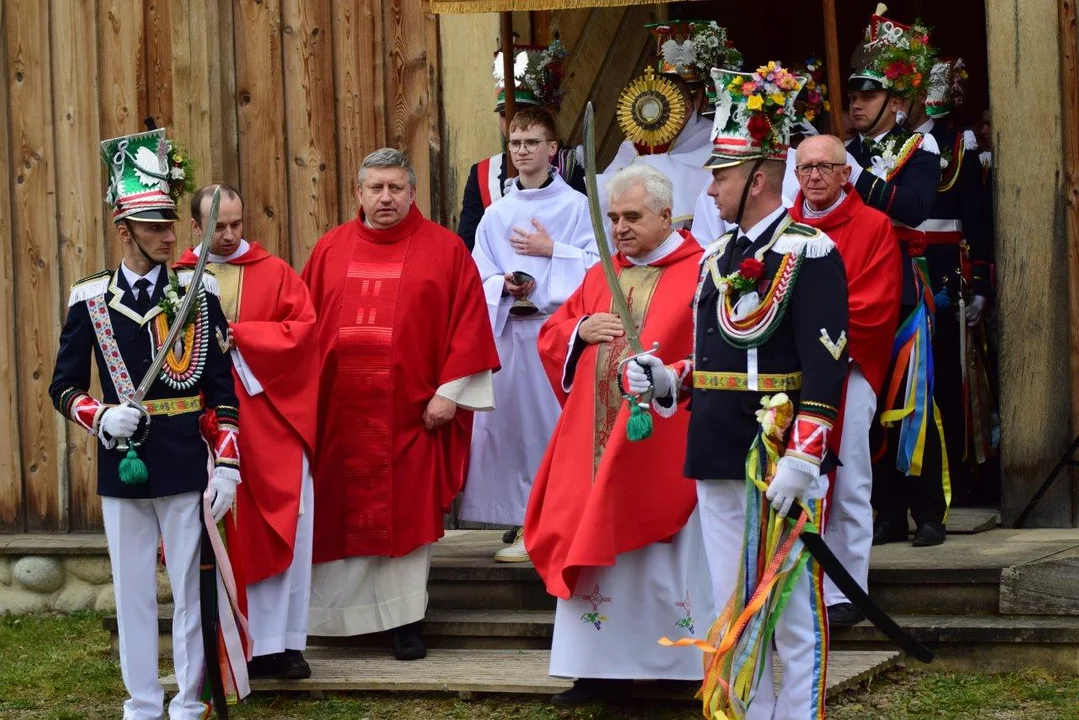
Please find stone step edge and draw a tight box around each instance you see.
[106,609,1079,643]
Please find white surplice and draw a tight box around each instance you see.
[459,174,598,525]
[549,509,715,680]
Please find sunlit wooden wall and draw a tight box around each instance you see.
[0,0,442,532]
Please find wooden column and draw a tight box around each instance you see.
[1061,0,1079,525]
[0,0,24,532]
[986,0,1071,526]
[439,11,500,231]
[822,0,844,137]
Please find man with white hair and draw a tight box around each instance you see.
[302,148,500,660]
[525,164,713,706]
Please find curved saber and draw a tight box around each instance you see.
[583,102,645,356]
[787,504,935,663]
[117,188,221,447]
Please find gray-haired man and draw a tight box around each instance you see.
[301,148,500,660]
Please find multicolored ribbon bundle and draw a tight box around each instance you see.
[880,258,951,514]
[660,394,817,720]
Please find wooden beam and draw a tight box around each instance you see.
[51,0,106,532]
[332,0,387,224]
[0,0,24,532]
[500,12,517,180]
[986,0,1071,525]
[171,0,215,232]
[233,0,289,261]
[1060,0,1079,524]
[282,0,339,267]
[7,0,65,531]
[822,0,844,137]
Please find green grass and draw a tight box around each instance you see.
[2,613,1079,719]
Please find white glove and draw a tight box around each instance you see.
[207,469,240,523]
[100,405,142,439]
[845,151,864,184]
[625,354,673,398]
[966,295,987,326]
[765,464,816,518]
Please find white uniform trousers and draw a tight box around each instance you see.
[102,491,207,720]
[696,480,828,720]
[823,366,876,607]
[247,456,314,656]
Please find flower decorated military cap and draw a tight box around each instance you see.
[99,128,193,223]
[493,40,568,112]
[926,57,967,118]
[705,62,806,170]
[647,20,743,85]
[848,7,936,98]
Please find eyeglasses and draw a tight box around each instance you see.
[508,138,551,153]
[794,163,845,178]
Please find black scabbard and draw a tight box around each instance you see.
[788,504,935,664]
[200,520,229,718]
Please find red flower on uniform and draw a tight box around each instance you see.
[739,257,765,280]
[747,113,771,142]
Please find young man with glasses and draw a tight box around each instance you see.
[788,134,903,628]
[462,106,598,563]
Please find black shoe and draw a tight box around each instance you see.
[393,620,427,661]
[550,678,633,707]
[872,518,909,546]
[280,649,312,679]
[827,602,866,628]
[247,653,284,679]
[912,522,946,547]
[502,526,522,544]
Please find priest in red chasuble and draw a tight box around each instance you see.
[525,165,715,706]
[301,148,500,661]
[787,134,902,628]
[175,183,319,680]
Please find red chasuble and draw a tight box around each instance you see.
[301,204,499,563]
[175,242,319,587]
[789,185,903,394]
[525,232,702,600]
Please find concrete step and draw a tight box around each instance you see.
[111,606,1079,671]
[160,646,903,700]
[830,613,1079,673]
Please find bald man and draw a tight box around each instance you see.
[788,134,903,627]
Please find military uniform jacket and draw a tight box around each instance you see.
[48,265,239,499]
[847,127,942,306]
[680,211,850,482]
[923,125,993,298]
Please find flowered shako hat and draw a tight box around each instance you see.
[647,20,742,86]
[926,57,967,118]
[99,129,192,223]
[791,56,831,129]
[705,63,806,170]
[493,40,568,112]
[848,10,935,98]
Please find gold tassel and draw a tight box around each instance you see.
[427,0,704,13]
